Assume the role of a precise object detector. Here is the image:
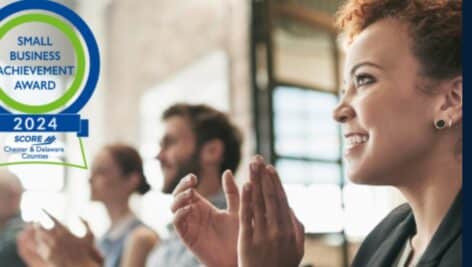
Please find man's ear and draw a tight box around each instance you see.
[200,139,224,166]
[435,76,462,127]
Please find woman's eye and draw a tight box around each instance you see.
[354,74,375,87]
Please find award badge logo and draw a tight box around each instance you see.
[0,0,100,169]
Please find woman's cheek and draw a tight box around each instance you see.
[353,93,381,126]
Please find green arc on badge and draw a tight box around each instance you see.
[0,13,86,114]
[0,137,88,169]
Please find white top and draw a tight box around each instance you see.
[395,237,417,267]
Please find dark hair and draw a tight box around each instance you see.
[104,143,151,195]
[336,0,462,80]
[162,103,243,174]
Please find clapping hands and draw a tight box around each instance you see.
[17,211,103,267]
[171,156,305,267]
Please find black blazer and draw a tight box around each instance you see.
[351,191,462,267]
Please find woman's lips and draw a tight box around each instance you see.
[344,133,369,156]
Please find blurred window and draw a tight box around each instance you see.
[273,86,343,233]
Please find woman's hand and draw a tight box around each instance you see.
[171,170,240,267]
[36,212,103,267]
[17,224,49,267]
[238,158,305,267]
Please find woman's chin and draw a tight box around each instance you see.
[347,173,369,184]
[346,167,385,185]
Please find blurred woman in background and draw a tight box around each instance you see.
[90,143,158,267]
[17,143,158,267]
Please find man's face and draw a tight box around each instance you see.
[157,116,201,194]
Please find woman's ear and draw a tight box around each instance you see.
[435,76,462,128]
[127,172,141,193]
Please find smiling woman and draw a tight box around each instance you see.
[331,1,462,266]
[166,1,462,267]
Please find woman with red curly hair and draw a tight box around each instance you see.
[169,0,462,267]
[332,0,462,266]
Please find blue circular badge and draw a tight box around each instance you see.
[0,0,100,114]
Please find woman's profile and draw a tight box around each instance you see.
[171,1,462,266]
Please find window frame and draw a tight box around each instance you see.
[250,1,349,266]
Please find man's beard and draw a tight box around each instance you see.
[161,150,201,194]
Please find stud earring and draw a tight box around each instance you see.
[435,119,446,130]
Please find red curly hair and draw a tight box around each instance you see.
[336,0,462,80]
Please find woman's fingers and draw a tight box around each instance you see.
[223,169,240,214]
[172,174,198,197]
[89,246,105,266]
[35,226,54,260]
[290,208,305,257]
[42,209,67,235]
[250,157,266,234]
[240,182,253,239]
[266,165,292,229]
[173,204,193,237]
[260,165,280,229]
[79,219,103,265]
[171,188,195,213]
[79,217,95,244]
[171,187,209,214]
[267,165,289,208]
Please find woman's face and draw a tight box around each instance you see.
[334,18,439,185]
[89,149,130,203]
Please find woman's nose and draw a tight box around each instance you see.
[333,103,355,123]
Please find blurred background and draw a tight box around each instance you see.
[0,0,406,266]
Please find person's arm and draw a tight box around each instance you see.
[120,226,159,267]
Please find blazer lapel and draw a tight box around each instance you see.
[416,190,462,266]
[367,212,416,267]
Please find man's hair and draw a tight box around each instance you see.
[162,103,243,174]
[336,0,462,80]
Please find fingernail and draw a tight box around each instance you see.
[250,162,258,173]
[255,155,264,163]
[184,175,191,183]
[185,174,194,183]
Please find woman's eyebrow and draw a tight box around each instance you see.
[343,61,383,85]
[350,61,383,76]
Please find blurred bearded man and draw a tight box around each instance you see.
[145,103,243,267]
